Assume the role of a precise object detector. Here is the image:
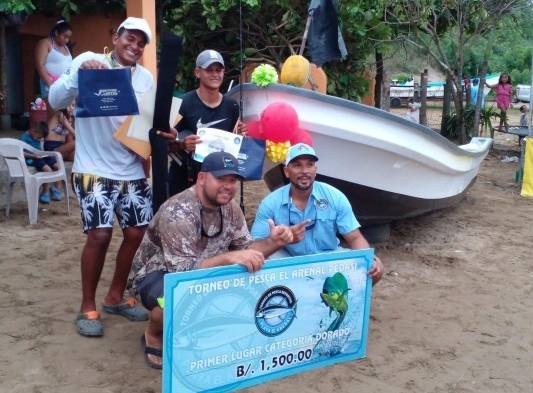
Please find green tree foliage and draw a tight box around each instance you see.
[0,0,35,13]
[388,0,530,143]
[0,0,124,20]
[161,0,391,100]
[3,0,392,100]
[455,10,533,84]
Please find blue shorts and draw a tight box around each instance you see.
[71,173,153,233]
[27,156,56,171]
[44,140,64,151]
[39,79,50,98]
[135,270,165,310]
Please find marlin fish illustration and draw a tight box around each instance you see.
[196,118,227,129]
[255,302,297,320]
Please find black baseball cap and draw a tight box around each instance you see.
[201,152,241,178]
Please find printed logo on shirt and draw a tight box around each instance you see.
[196,118,226,129]
[316,199,329,209]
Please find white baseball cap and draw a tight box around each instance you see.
[118,17,152,44]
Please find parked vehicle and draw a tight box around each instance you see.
[515,84,532,102]
[390,80,445,107]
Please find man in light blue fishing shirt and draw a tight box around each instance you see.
[251,143,384,284]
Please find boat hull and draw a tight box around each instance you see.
[228,84,491,225]
[263,164,474,225]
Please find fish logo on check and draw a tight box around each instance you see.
[255,286,297,337]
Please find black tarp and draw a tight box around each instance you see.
[307,0,347,66]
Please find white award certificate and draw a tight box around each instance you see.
[193,128,243,162]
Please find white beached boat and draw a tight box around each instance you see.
[228,83,492,226]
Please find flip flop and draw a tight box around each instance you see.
[102,298,149,321]
[141,335,163,370]
[75,311,103,337]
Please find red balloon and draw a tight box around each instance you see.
[245,120,264,139]
[290,129,314,146]
[260,102,300,143]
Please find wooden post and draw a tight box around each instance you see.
[126,0,157,78]
[441,74,452,135]
[374,50,383,108]
[420,69,428,126]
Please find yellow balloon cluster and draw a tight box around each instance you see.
[265,140,291,163]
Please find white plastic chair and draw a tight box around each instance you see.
[0,138,70,224]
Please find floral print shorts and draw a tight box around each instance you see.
[72,173,153,232]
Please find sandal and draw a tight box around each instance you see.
[102,298,149,321]
[141,335,162,370]
[75,311,103,337]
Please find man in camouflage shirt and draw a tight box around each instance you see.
[129,151,293,369]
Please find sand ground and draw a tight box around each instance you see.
[1,128,532,393]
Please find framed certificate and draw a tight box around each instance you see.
[163,249,374,393]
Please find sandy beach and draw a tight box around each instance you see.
[1,129,532,393]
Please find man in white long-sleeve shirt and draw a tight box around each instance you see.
[49,17,154,337]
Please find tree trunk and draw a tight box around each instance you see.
[374,50,383,108]
[456,7,466,144]
[465,80,471,108]
[420,69,428,126]
[381,67,390,112]
[0,19,7,116]
[452,73,466,144]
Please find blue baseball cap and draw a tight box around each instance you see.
[285,143,318,166]
[201,151,241,178]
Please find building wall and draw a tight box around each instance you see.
[18,12,124,111]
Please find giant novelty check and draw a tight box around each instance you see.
[163,249,374,393]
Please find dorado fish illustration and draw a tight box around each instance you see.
[320,272,350,332]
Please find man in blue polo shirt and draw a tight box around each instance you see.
[251,143,384,284]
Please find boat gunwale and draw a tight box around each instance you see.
[228,83,491,159]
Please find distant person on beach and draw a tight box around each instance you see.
[251,143,384,285]
[129,152,294,369]
[156,49,246,197]
[19,121,59,204]
[35,20,73,141]
[404,101,420,123]
[520,105,528,127]
[49,17,155,337]
[486,72,512,132]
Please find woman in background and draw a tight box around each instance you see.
[486,72,512,132]
[35,19,73,140]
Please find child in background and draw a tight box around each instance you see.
[404,101,420,123]
[45,104,75,162]
[19,121,60,203]
[520,105,528,127]
[486,73,513,132]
